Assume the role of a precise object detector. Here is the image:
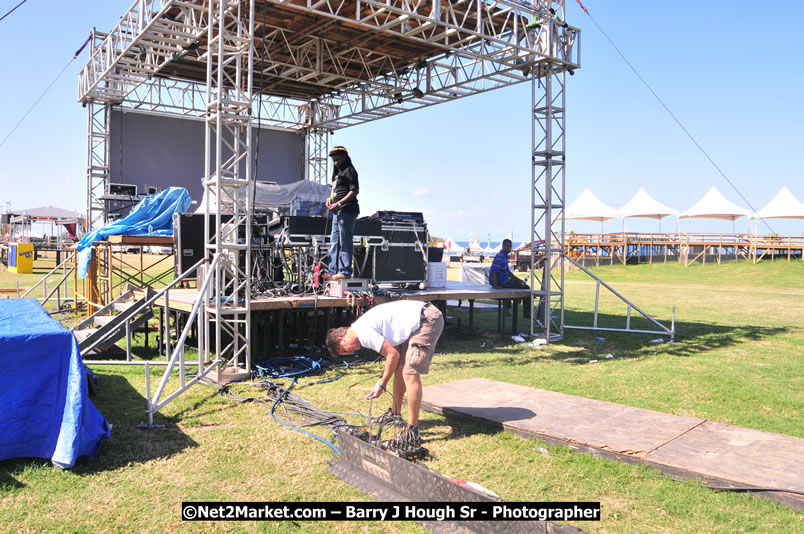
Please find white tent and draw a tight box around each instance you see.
[443,237,464,254]
[564,188,619,221]
[750,186,804,220]
[618,187,678,232]
[619,188,678,219]
[679,186,751,221]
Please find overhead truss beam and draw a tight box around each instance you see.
[79,0,579,134]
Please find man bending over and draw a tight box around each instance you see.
[326,300,444,445]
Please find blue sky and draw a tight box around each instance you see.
[1,1,803,240]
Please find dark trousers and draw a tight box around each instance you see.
[328,211,357,276]
[502,277,531,317]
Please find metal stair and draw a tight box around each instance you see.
[73,287,156,358]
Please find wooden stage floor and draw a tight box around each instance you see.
[153,281,536,333]
[422,378,804,510]
[156,281,535,313]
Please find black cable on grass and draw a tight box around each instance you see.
[218,379,357,454]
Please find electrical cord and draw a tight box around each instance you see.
[0,0,27,23]
[266,378,342,455]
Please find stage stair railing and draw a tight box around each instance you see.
[20,252,76,313]
[143,253,221,427]
[563,255,675,341]
[72,254,220,427]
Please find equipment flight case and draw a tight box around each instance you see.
[355,213,429,285]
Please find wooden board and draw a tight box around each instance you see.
[422,378,804,508]
[423,378,704,456]
[107,235,174,245]
[644,421,804,493]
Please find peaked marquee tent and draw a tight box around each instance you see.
[442,237,464,254]
[619,187,679,232]
[679,186,751,221]
[564,188,620,221]
[619,188,678,219]
[750,186,804,220]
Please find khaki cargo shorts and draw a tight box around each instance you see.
[398,303,444,375]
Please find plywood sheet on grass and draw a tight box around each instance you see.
[423,378,705,456]
[644,421,804,493]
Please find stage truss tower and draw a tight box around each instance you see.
[531,63,567,340]
[78,0,581,381]
[201,0,255,378]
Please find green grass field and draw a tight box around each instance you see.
[1,259,802,533]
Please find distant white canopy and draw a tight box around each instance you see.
[618,188,678,219]
[443,237,464,253]
[564,188,619,221]
[15,205,83,221]
[679,186,751,221]
[750,186,804,220]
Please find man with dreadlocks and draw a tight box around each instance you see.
[326,146,360,279]
[326,300,444,447]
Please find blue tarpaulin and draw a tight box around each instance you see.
[76,187,192,277]
[0,299,111,468]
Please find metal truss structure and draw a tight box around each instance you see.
[79,0,580,398]
[86,100,111,231]
[531,63,566,340]
[200,0,255,379]
[304,127,329,184]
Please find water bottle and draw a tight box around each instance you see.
[148,224,153,236]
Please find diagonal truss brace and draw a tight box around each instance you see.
[562,255,676,341]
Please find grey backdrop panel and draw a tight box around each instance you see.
[109,109,305,202]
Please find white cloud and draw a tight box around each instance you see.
[412,187,429,197]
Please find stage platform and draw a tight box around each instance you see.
[139,281,539,355]
[150,281,538,331]
[422,378,804,510]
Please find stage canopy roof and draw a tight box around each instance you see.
[679,186,751,221]
[564,188,619,221]
[750,186,804,220]
[618,188,678,219]
[13,206,83,221]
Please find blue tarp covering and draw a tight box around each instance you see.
[76,187,192,277]
[0,299,111,468]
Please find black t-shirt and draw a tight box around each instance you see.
[332,165,360,215]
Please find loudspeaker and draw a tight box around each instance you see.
[174,213,270,277]
[427,246,444,262]
[372,246,426,283]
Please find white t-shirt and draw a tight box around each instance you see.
[351,300,426,353]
